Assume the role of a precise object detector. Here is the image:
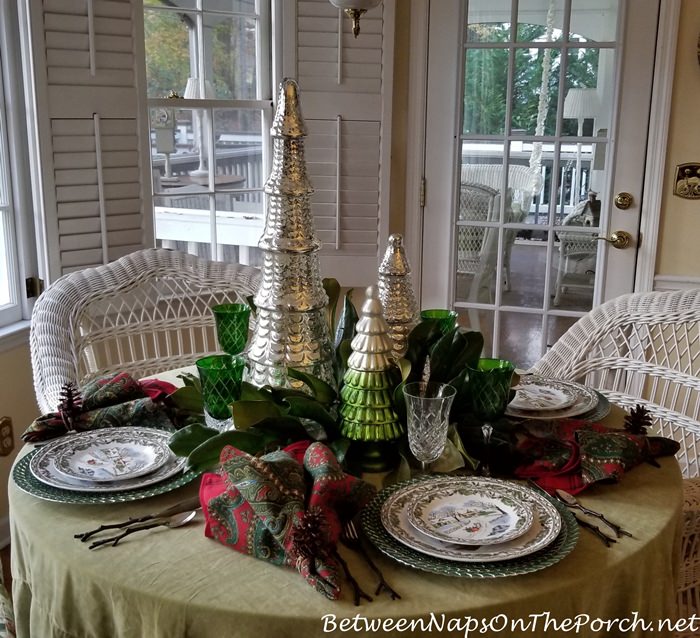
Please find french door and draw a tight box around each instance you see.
[420,0,660,368]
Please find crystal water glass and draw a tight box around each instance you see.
[404,381,457,472]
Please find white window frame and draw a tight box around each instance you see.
[0,0,37,343]
[144,0,277,263]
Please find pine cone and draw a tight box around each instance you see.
[57,382,83,432]
[289,507,332,567]
[624,403,652,435]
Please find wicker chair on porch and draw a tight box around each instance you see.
[530,289,700,623]
[30,248,261,413]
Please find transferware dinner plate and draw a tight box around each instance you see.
[30,429,187,493]
[16,449,197,505]
[363,477,577,578]
[52,428,171,482]
[506,376,598,421]
[381,477,561,563]
[406,479,534,545]
[509,378,578,412]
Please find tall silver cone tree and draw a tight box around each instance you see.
[246,79,335,389]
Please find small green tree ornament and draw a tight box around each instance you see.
[340,287,402,471]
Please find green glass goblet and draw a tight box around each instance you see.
[212,303,251,355]
[467,358,515,476]
[196,354,246,428]
[420,308,459,335]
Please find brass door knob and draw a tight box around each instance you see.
[614,192,633,209]
[596,230,633,249]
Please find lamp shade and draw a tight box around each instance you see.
[563,88,599,120]
[183,77,215,100]
[329,0,381,9]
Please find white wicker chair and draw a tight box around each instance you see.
[531,289,700,622]
[30,248,261,414]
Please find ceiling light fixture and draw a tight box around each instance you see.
[328,0,382,38]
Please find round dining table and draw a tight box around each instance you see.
[9,408,684,638]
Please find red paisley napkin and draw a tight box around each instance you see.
[200,441,376,600]
[514,420,680,494]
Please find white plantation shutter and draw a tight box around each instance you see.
[283,0,394,286]
[24,0,150,282]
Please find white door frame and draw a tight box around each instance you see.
[403,0,680,301]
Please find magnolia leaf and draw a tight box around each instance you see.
[334,289,358,350]
[396,357,412,384]
[432,437,466,473]
[239,382,275,402]
[186,430,273,473]
[335,339,353,386]
[286,368,337,405]
[268,387,314,402]
[323,277,341,335]
[283,396,338,433]
[168,386,204,414]
[448,425,479,470]
[383,452,412,487]
[232,400,285,430]
[246,294,257,317]
[168,422,219,457]
[249,416,312,443]
[428,327,459,382]
[176,372,201,393]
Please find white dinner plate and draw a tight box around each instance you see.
[52,429,171,482]
[30,428,186,493]
[380,477,562,563]
[506,376,598,420]
[406,479,534,545]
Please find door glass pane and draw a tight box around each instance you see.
[516,0,565,42]
[570,0,619,42]
[547,315,578,351]
[464,49,508,136]
[503,231,549,309]
[466,0,512,42]
[511,48,560,136]
[499,312,543,368]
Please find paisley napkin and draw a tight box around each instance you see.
[514,420,680,494]
[200,441,376,600]
[22,372,176,443]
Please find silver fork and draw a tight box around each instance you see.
[341,519,401,600]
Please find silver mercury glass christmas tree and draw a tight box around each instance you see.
[246,79,335,389]
[377,234,419,358]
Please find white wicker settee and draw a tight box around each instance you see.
[30,248,261,414]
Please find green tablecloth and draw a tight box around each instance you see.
[9,447,683,638]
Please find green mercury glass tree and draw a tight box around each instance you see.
[339,286,403,471]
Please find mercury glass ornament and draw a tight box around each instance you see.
[246,79,335,389]
[377,234,419,358]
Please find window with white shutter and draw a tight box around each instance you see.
[283,0,394,286]
[23,0,150,282]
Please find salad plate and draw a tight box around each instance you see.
[52,428,171,482]
[380,477,561,563]
[506,376,598,420]
[509,378,578,412]
[406,479,534,545]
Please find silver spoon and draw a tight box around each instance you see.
[555,489,633,538]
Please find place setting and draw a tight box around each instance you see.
[13,427,195,505]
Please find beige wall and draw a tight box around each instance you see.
[657,0,700,277]
[0,343,39,527]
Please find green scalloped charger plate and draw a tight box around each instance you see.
[13,449,200,505]
[361,477,578,578]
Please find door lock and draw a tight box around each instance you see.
[614,192,633,210]
[596,230,633,249]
